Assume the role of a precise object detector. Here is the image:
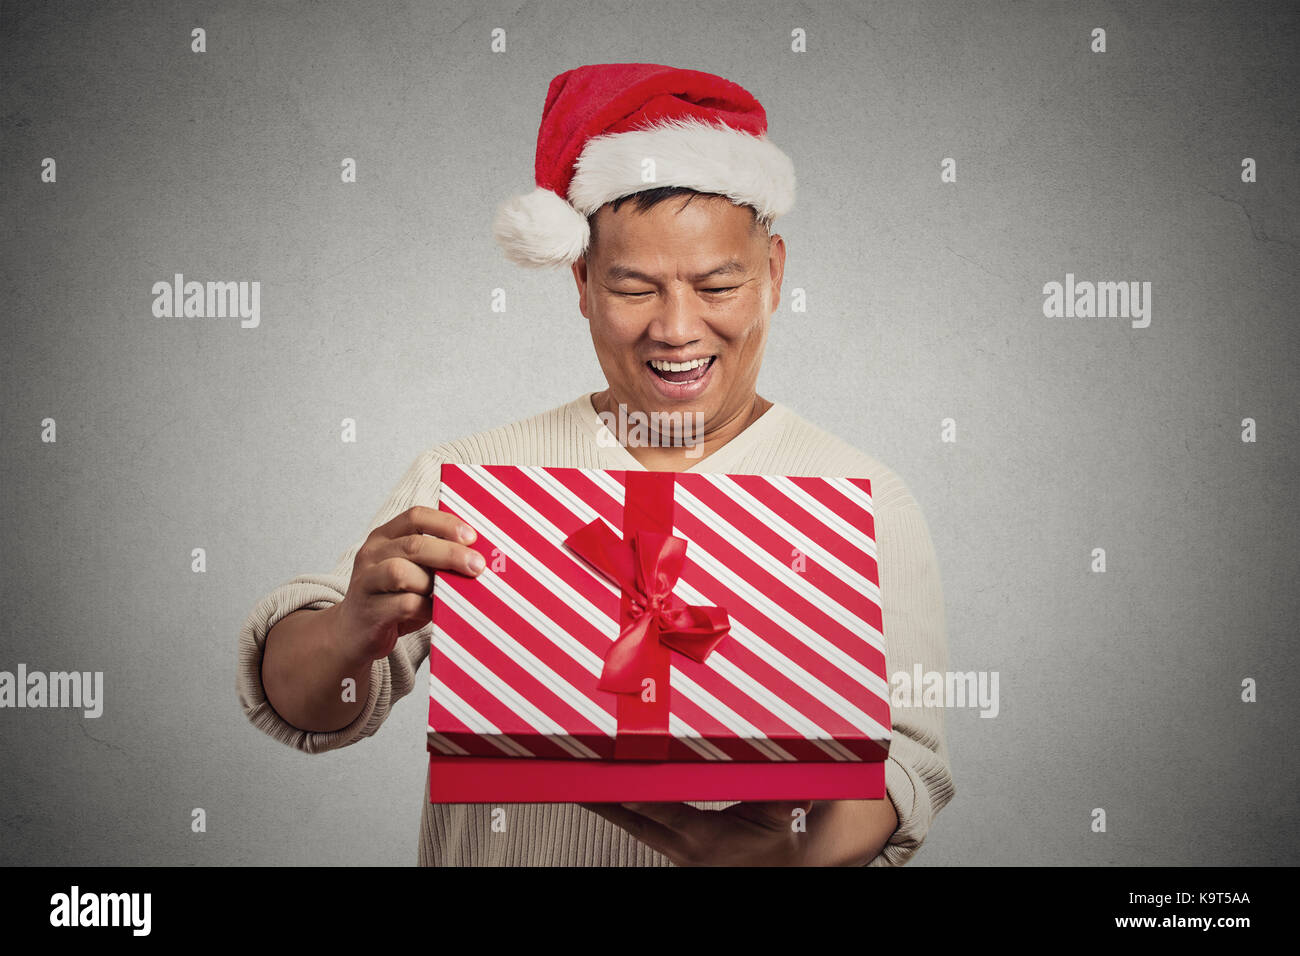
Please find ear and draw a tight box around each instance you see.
[572,256,590,320]
[767,233,787,314]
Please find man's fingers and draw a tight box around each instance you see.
[577,802,683,856]
[376,505,472,545]
[726,800,815,828]
[619,801,711,830]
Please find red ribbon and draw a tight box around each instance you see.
[563,473,730,760]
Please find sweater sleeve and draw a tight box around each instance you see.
[236,449,446,754]
[865,496,957,866]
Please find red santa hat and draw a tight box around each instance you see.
[492,62,796,268]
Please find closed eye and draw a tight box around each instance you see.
[614,286,737,297]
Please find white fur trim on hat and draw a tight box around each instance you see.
[492,186,591,269]
[493,117,796,268]
[569,116,796,223]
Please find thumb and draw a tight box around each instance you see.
[732,799,815,826]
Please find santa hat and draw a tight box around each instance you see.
[492,62,796,268]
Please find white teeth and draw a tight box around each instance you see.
[649,357,711,372]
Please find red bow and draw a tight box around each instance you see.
[564,519,731,695]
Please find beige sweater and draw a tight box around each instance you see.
[237,392,955,865]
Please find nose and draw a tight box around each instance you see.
[646,283,707,345]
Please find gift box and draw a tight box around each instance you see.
[426,463,891,803]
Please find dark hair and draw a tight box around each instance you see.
[585,186,771,254]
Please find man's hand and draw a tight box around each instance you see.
[263,506,487,734]
[578,798,899,866]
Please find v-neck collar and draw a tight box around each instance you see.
[568,391,790,474]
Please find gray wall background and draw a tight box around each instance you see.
[1,0,1296,865]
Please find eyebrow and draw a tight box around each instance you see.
[604,259,749,283]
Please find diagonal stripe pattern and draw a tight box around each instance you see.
[426,464,892,763]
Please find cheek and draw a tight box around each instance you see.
[597,312,645,349]
[727,303,767,348]
[591,321,641,364]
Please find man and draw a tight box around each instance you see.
[238,63,954,866]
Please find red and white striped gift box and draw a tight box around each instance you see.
[426,463,891,803]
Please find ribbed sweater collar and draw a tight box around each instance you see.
[565,391,792,474]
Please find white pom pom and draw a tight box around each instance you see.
[491,187,591,268]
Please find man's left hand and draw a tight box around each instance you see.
[577,798,898,866]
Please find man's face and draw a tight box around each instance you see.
[573,194,786,432]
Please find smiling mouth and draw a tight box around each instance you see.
[646,355,716,384]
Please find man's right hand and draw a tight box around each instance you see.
[261,506,484,734]
[334,506,485,665]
